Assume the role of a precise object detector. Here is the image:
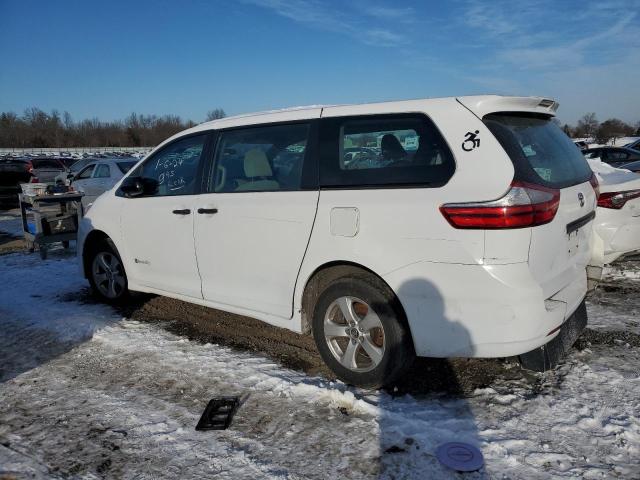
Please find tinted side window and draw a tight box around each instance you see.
[209,123,311,193]
[34,159,62,169]
[94,164,110,178]
[117,161,136,174]
[135,134,206,196]
[319,115,455,188]
[609,150,629,160]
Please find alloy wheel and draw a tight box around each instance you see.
[323,296,385,372]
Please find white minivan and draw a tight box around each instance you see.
[78,96,598,387]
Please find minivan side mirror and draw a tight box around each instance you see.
[119,176,158,198]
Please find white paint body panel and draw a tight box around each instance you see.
[193,191,319,319]
[593,179,640,265]
[79,95,594,359]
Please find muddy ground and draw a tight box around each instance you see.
[60,266,640,400]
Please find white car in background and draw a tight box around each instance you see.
[78,96,598,387]
[71,158,138,208]
[588,159,640,265]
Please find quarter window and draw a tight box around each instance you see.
[320,115,455,187]
[134,134,206,196]
[210,123,311,193]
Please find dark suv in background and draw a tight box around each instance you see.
[0,158,34,207]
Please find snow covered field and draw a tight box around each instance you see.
[0,228,639,478]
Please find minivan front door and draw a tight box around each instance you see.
[193,120,320,319]
[120,133,209,299]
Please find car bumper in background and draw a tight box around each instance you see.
[593,207,640,264]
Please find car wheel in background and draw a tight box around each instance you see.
[311,275,415,389]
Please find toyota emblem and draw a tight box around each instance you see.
[578,192,585,207]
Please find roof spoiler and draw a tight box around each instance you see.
[457,95,559,119]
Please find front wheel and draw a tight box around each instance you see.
[88,239,129,303]
[311,275,414,388]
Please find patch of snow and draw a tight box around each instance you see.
[612,136,640,147]
[587,158,640,190]
[0,209,24,238]
[0,252,639,478]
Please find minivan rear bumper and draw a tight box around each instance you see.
[383,261,587,358]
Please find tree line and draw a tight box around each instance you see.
[558,113,640,144]
[1,106,638,148]
[0,108,226,148]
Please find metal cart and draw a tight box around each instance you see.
[18,191,84,259]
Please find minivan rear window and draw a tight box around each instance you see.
[484,113,592,188]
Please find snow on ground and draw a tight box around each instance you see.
[0,209,24,238]
[1,251,639,478]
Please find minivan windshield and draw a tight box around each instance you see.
[484,113,592,188]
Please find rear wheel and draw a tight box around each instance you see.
[311,275,414,388]
[88,239,129,303]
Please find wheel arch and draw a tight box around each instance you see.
[82,229,116,278]
[299,260,409,336]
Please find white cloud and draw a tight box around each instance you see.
[242,0,408,47]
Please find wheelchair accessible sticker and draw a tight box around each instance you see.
[462,130,480,151]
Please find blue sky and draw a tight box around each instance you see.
[1,0,638,125]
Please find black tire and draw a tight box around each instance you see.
[311,274,415,389]
[87,238,130,304]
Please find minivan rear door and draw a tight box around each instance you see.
[483,113,597,302]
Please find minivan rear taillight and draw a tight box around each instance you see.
[440,182,560,229]
[597,189,640,209]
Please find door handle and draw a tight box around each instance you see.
[172,208,191,215]
[197,208,218,214]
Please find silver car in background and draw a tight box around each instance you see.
[71,158,138,208]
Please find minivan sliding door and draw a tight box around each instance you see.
[193,119,320,319]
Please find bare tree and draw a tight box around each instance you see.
[0,108,199,148]
[595,119,635,145]
[575,113,599,138]
[206,108,226,121]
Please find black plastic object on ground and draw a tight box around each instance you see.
[195,397,240,431]
[519,299,588,372]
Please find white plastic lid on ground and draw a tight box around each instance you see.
[587,158,640,192]
[435,442,484,472]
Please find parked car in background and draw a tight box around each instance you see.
[624,138,640,150]
[79,95,598,387]
[588,159,640,265]
[583,147,640,168]
[54,157,100,185]
[620,160,640,174]
[0,157,34,206]
[56,157,78,169]
[29,157,67,183]
[574,140,588,151]
[71,158,138,208]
